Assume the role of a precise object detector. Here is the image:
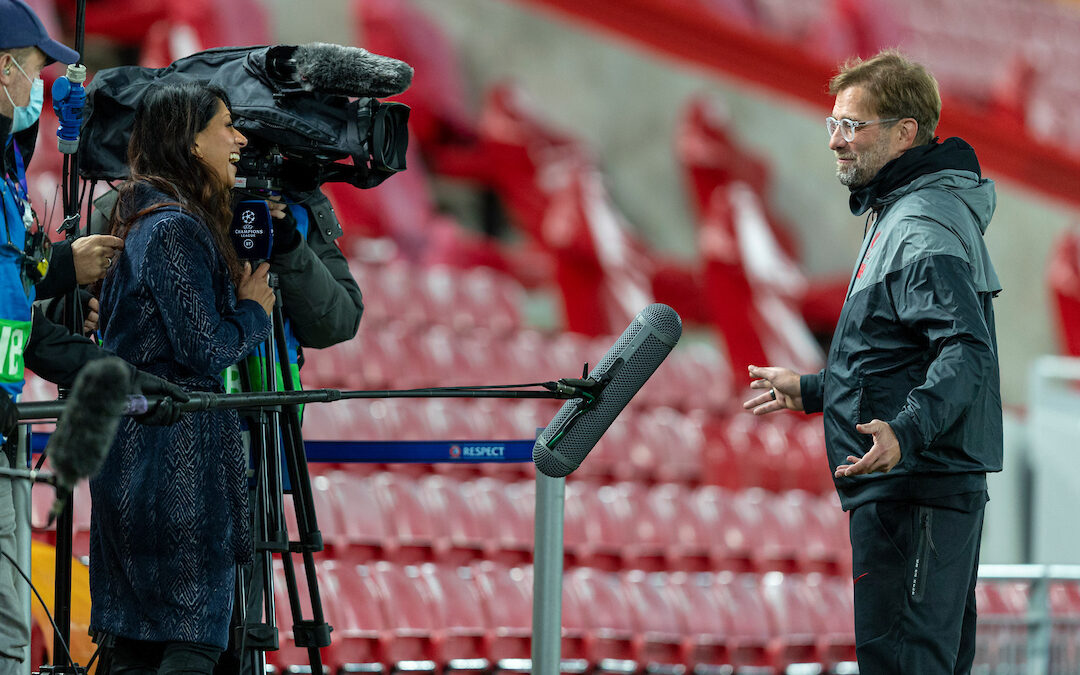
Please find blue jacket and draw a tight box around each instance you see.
[90,183,271,648]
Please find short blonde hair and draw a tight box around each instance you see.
[829,50,941,146]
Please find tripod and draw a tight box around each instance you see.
[225,278,331,675]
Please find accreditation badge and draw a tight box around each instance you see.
[0,318,30,383]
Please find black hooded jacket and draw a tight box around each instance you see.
[801,138,1003,511]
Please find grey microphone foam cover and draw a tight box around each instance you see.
[49,357,130,491]
[533,303,682,477]
[292,43,413,98]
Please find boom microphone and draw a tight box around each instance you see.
[533,304,682,477]
[48,357,130,493]
[288,42,414,98]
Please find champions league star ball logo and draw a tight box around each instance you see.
[242,209,257,225]
[449,444,461,459]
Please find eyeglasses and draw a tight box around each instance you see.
[825,116,901,142]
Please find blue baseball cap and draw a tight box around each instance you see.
[0,0,79,65]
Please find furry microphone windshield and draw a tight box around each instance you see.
[49,357,131,492]
[292,42,414,98]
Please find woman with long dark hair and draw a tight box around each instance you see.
[89,81,275,673]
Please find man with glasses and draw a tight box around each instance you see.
[743,50,1002,673]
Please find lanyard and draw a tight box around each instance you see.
[2,138,32,237]
[10,139,28,197]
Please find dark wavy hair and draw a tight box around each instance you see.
[109,81,242,284]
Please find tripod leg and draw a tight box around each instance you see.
[270,305,331,671]
[217,355,286,675]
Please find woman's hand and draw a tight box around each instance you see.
[237,261,274,315]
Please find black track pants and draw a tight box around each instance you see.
[849,501,984,675]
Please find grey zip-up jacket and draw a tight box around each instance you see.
[801,138,1003,511]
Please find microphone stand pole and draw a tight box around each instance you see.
[48,0,88,670]
[18,386,582,421]
[9,426,33,674]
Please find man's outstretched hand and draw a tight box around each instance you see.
[742,365,804,415]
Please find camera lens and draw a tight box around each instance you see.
[371,103,409,173]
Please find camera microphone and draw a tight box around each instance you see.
[289,43,413,98]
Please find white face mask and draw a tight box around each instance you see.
[3,58,44,134]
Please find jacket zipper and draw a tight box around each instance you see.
[910,507,937,602]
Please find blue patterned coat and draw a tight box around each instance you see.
[89,184,271,649]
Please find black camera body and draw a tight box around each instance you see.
[81,44,411,192]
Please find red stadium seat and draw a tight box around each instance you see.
[466,478,534,566]
[709,572,775,671]
[645,483,715,572]
[367,562,440,670]
[370,473,439,564]
[316,559,384,671]
[666,571,734,670]
[730,488,801,573]
[322,472,391,564]
[621,570,689,671]
[1050,581,1080,673]
[802,574,858,670]
[459,267,526,336]
[687,485,754,572]
[758,573,825,670]
[778,490,842,575]
[416,474,490,564]
[415,323,471,381]
[558,569,592,671]
[647,407,706,485]
[606,482,670,572]
[811,493,852,577]
[418,563,490,671]
[471,562,534,670]
[303,473,348,560]
[700,413,743,490]
[562,567,637,672]
[572,413,635,484]
[717,414,773,491]
[562,481,626,572]
[787,418,833,495]
[1049,227,1080,357]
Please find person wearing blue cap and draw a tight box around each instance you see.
[0,4,80,671]
[1,3,81,670]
